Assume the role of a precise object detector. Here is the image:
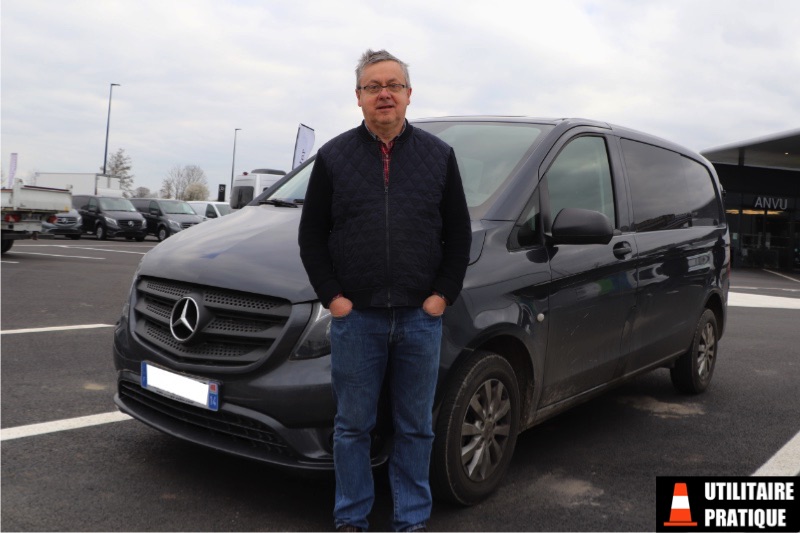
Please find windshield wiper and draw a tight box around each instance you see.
[260,198,299,208]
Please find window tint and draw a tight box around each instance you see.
[622,139,720,232]
[206,205,215,217]
[680,157,721,226]
[544,136,615,227]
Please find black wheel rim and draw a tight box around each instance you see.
[460,378,512,481]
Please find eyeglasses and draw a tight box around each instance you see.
[358,83,407,95]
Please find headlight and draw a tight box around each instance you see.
[291,302,331,360]
[76,215,82,225]
[168,220,182,230]
[104,216,119,227]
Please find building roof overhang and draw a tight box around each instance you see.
[701,129,800,171]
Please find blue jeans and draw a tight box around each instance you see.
[331,307,442,532]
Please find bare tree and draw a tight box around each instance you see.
[160,164,209,200]
[184,183,210,201]
[132,186,152,198]
[101,148,134,197]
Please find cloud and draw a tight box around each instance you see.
[2,0,799,195]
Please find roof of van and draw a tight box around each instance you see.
[412,115,700,159]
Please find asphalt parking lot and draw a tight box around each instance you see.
[2,237,799,531]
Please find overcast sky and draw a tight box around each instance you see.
[2,0,799,197]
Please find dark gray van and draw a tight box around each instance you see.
[72,195,146,241]
[113,117,729,504]
[129,198,204,241]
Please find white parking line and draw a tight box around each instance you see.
[0,324,114,335]
[0,411,131,441]
[52,245,147,255]
[1,408,798,477]
[728,292,800,309]
[753,429,800,476]
[8,251,105,259]
[763,269,800,283]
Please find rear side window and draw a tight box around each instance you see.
[621,139,721,232]
[544,136,616,227]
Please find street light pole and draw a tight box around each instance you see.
[102,83,120,176]
[230,128,241,201]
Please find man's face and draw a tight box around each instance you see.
[356,60,412,133]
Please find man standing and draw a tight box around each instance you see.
[298,49,471,532]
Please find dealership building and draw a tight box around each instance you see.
[701,129,800,271]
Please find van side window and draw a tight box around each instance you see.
[621,139,720,231]
[680,156,721,226]
[544,136,616,228]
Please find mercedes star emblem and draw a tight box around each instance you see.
[170,297,200,342]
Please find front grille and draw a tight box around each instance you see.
[134,276,292,366]
[181,222,198,229]
[56,216,77,225]
[119,381,294,457]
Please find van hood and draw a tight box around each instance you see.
[108,211,145,221]
[138,205,317,303]
[137,204,488,304]
[168,213,204,223]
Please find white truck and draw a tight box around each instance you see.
[32,172,124,197]
[1,179,73,254]
[230,168,286,209]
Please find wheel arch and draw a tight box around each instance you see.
[437,329,536,429]
[704,290,726,338]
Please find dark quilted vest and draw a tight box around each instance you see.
[321,124,451,307]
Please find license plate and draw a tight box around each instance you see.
[141,362,220,411]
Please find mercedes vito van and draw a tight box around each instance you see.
[113,117,729,504]
[130,198,204,241]
[72,195,146,241]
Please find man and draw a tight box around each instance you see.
[298,49,471,532]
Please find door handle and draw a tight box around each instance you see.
[613,241,633,258]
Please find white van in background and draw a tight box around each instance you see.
[230,168,286,209]
[188,201,232,219]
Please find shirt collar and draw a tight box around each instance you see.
[363,119,407,143]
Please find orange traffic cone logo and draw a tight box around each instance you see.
[664,482,697,527]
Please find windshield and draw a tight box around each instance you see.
[215,203,232,215]
[260,120,553,218]
[98,197,137,212]
[160,200,197,215]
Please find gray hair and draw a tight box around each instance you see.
[355,49,411,89]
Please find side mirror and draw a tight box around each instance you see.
[551,207,613,245]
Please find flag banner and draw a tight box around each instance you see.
[7,153,18,188]
[656,477,799,532]
[292,124,315,169]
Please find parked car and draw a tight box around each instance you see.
[113,116,729,505]
[40,208,82,240]
[130,199,204,241]
[72,195,146,241]
[187,201,232,219]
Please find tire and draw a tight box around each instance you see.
[157,226,169,242]
[96,224,107,240]
[68,234,81,240]
[432,351,521,505]
[671,309,718,394]
[1,239,13,254]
